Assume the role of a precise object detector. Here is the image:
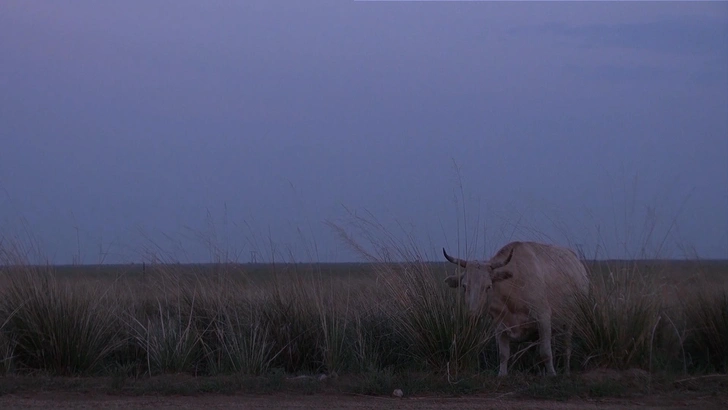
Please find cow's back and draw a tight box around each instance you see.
[493,241,589,317]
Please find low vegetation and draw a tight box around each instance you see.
[0,257,726,396]
[0,215,726,400]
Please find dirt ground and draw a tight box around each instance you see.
[1,393,726,410]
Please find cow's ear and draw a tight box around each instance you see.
[444,274,463,288]
[491,270,513,283]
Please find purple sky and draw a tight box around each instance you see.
[1,1,727,264]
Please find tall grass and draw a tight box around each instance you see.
[0,252,725,381]
[126,294,203,375]
[0,268,124,375]
[682,289,728,372]
[571,263,664,371]
[0,190,726,382]
[328,212,497,377]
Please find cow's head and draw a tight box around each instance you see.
[443,246,515,313]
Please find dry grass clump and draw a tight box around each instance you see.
[681,289,728,372]
[571,262,665,371]
[0,268,124,375]
[377,262,495,375]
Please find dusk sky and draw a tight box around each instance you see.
[1,1,727,264]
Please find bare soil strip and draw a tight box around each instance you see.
[1,393,727,410]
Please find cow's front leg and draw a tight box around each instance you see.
[497,329,511,377]
[538,314,556,376]
[564,321,574,376]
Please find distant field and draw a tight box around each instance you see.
[16,258,728,282]
[10,259,726,305]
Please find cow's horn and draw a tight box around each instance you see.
[443,248,467,268]
[490,246,515,270]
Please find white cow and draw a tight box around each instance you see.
[443,241,589,376]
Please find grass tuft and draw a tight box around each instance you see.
[572,262,664,371]
[0,269,123,375]
[683,289,728,372]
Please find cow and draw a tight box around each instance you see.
[443,241,589,377]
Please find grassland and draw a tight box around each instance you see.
[0,256,726,402]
